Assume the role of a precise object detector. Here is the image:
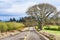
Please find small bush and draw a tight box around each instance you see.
[35,26,40,31]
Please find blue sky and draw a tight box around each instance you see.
[0,0,60,21]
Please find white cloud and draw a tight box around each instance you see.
[0,0,60,16]
[0,0,37,15]
[0,0,12,3]
[4,2,36,14]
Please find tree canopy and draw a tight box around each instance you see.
[26,3,57,30]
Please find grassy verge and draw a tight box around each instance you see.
[43,29,60,40]
[43,25,60,40]
[43,30,60,35]
[35,25,60,40]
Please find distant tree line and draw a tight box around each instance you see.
[9,17,25,22]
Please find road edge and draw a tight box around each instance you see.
[34,27,49,40]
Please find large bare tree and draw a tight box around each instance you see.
[26,3,57,30]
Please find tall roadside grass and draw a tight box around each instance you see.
[0,22,25,32]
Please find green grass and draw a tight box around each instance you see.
[43,30,60,35]
[43,25,60,35]
[43,25,58,29]
[43,29,60,40]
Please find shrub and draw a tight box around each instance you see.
[0,22,8,32]
[13,23,25,30]
[0,22,25,32]
[6,22,15,30]
[6,22,25,31]
[35,26,40,31]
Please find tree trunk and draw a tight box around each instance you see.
[38,21,43,30]
[36,15,43,30]
[39,24,42,30]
